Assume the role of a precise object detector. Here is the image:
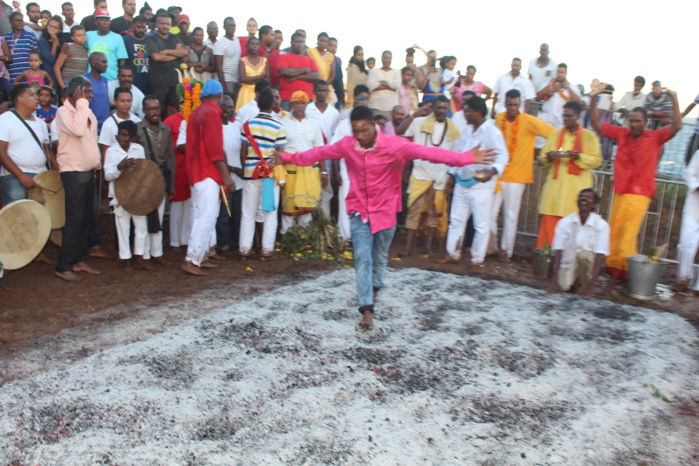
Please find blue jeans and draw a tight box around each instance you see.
[350,213,396,314]
[1,172,37,205]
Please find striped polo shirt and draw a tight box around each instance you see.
[4,30,39,81]
[240,113,286,179]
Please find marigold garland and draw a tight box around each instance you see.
[178,77,203,122]
[499,113,520,159]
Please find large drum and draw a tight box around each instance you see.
[0,199,51,270]
[27,170,65,229]
[114,159,165,215]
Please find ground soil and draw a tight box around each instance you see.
[1,225,697,387]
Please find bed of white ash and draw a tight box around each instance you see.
[1,268,697,465]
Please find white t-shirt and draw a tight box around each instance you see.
[103,141,146,198]
[537,81,582,129]
[107,81,146,118]
[213,36,242,83]
[0,112,49,175]
[98,113,142,147]
[223,121,243,191]
[493,72,536,114]
[551,212,610,268]
[528,58,558,92]
[405,116,460,189]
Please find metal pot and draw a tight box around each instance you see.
[533,249,554,279]
[627,255,668,300]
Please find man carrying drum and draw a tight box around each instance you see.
[0,82,57,265]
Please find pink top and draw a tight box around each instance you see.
[55,98,101,172]
[283,131,475,233]
[453,80,485,111]
[383,121,396,136]
[26,74,46,85]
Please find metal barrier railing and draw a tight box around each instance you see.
[514,121,697,264]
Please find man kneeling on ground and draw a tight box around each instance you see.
[547,189,609,298]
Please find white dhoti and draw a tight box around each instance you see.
[676,191,699,290]
[558,250,595,291]
[445,184,493,263]
[489,189,503,255]
[239,179,280,255]
[185,178,220,266]
[499,181,527,258]
[338,159,351,241]
[112,200,148,261]
[281,213,312,234]
[144,198,166,259]
[169,199,192,247]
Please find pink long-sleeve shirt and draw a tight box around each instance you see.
[55,98,100,172]
[282,131,476,233]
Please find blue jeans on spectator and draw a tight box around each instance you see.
[349,212,396,314]
[1,172,38,205]
[216,189,242,250]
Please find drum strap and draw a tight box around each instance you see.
[11,110,51,170]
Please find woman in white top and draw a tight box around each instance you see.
[367,50,401,119]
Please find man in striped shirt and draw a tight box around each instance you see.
[239,89,286,259]
[3,11,39,82]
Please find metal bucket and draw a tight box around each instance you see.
[534,250,554,279]
[627,255,668,300]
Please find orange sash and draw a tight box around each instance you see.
[552,126,583,179]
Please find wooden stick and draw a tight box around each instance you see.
[220,185,232,217]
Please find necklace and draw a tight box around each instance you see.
[145,125,162,150]
[429,121,448,147]
[499,113,520,158]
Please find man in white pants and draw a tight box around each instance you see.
[673,150,699,295]
[306,80,339,216]
[493,89,554,260]
[181,80,236,276]
[239,89,287,259]
[330,84,371,244]
[440,96,508,266]
[547,189,609,299]
[280,91,325,234]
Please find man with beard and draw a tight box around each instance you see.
[536,63,582,129]
[110,0,136,35]
[146,13,186,118]
[546,189,609,298]
[491,57,535,118]
[122,14,150,94]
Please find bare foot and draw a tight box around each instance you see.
[54,270,81,282]
[122,259,133,271]
[356,310,374,331]
[33,252,53,265]
[209,253,226,261]
[88,247,111,259]
[73,261,100,274]
[260,253,277,262]
[437,255,459,264]
[200,260,219,269]
[134,256,155,271]
[181,261,209,276]
[151,256,171,266]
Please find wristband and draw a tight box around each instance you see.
[321,171,328,175]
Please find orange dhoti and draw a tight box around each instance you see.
[606,193,651,280]
[536,214,562,249]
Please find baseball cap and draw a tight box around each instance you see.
[94,9,110,19]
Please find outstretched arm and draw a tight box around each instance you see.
[667,90,683,138]
[587,82,605,133]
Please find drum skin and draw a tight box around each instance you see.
[27,170,65,229]
[0,200,51,270]
[114,159,165,216]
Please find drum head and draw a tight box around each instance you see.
[27,170,65,229]
[114,159,165,216]
[0,199,51,270]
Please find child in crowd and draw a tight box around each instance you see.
[440,55,457,98]
[13,50,53,87]
[36,85,57,127]
[11,0,21,13]
[54,25,89,88]
[103,120,154,272]
[366,57,375,70]
[372,114,387,131]
[40,10,51,26]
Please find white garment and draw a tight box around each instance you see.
[490,189,504,243]
[306,101,339,171]
[405,117,460,189]
[367,68,401,111]
[527,58,558,91]
[103,141,145,198]
[98,113,142,147]
[282,115,324,152]
[170,198,192,247]
[186,178,220,266]
[451,119,509,190]
[558,250,595,291]
[446,184,493,263]
[107,81,146,118]
[614,91,647,112]
[212,36,242,83]
[235,99,259,125]
[143,198,165,259]
[176,119,187,147]
[537,81,583,129]
[498,181,527,257]
[442,68,457,97]
[0,112,49,175]
[493,72,536,114]
[223,120,243,191]
[330,117,353,240]
[281,213,312,234]
[551,211,610,268]
[239,179,280,255]
[676,151,699,289]
[112,203,148,260]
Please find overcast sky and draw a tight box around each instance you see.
[40,0,697,118]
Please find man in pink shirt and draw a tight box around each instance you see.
[54,75,102,282]
[278,105,495,331]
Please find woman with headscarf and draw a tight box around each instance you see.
[346,45,368,108]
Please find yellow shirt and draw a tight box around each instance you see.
[496,112,554,184]
[307,47,334,82]
[537,127,602,217]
